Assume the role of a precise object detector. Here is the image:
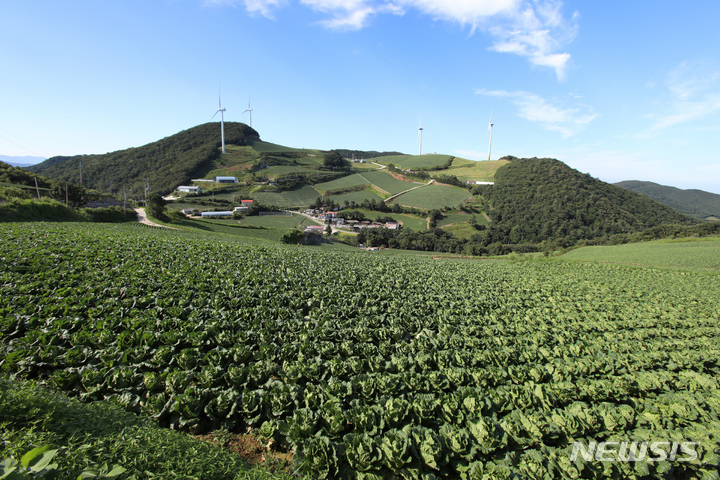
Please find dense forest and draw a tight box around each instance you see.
[28,122,259,196]
[615,180,720,220]
[475,158,697,245]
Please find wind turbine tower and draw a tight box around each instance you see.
[212,93,227,154]
[418,117,423,156]
[487,116,494,161]
[243,96,253,128]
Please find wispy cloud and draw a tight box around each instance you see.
[204,0,288,18]
[300,0,403,30]
[478,88,596,137]
[203,0,577,78]
[644,61,720,132]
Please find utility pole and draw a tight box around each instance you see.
[34,177,40,199]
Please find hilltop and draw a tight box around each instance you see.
[615,180,720,221]
[28,122,260,197]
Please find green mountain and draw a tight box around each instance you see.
[476,158,698,245]
[614,180,720,220]
[28,122,260,196]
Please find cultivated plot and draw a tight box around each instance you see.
[392,184,472,209]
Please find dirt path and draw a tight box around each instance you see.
[134,208,177,229]
[384,179,433,204]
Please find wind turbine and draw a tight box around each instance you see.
[487,114,494,161]
[417,117,423,156]
[242,96,253,128]
[211,91,227,154]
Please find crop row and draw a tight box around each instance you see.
[1,223,719,479]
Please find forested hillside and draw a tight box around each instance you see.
[615,180,720,220]
[29,122,259,196]
[0,161,54,189]
[477,158,697,245]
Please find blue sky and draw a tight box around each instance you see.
[1,0,719,193]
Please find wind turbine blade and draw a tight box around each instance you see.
[211,110,219,121]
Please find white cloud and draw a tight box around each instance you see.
[398,0,518,29]
[488,0,577,80]
[301,0,403,30]
[203,0,577,77]
[203,0,287,18]
[644,61,720,132]
[478,88,596,137]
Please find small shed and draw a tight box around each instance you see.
[177,186,201,193]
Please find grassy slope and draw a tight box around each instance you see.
[561,237,720,271]
[313,173,370,194]
[359,170,423,195]
[373,154,452,169]
[391,184,472,209]
[440,158,509,182]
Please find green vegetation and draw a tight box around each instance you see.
[478,158,697,246]
[3,222,720,478]
[29,122,260,196]
[374,154,453,170]
[358,170,421,195]
[249,140,305,153]
[325,189,384,205]
[615,180,720,220]
[441,158,508,182]
[277,185,321,207]
[313,174,370,195]
[392,184,472,209]
[562,237,720,271]
[0,378,289,479]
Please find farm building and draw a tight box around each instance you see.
[201,211,233,218]
[305,225,325,233]
[177,186,201,193]
[215,176,238,183]
[467,181,494,185]
[233,206,249,213]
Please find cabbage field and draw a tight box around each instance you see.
[1,222,719,479]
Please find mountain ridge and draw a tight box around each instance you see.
[615,180,720,220]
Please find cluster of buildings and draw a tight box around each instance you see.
[181,199,254,218]
[303,209,401,232]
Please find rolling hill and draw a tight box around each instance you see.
[615,180,720,220]
[476,158,698,245]
[28,122,260,196]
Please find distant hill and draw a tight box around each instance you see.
[615,180,720,220]
[28,123,259,196]
[477,158,697,245]
[0,155,46,167]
